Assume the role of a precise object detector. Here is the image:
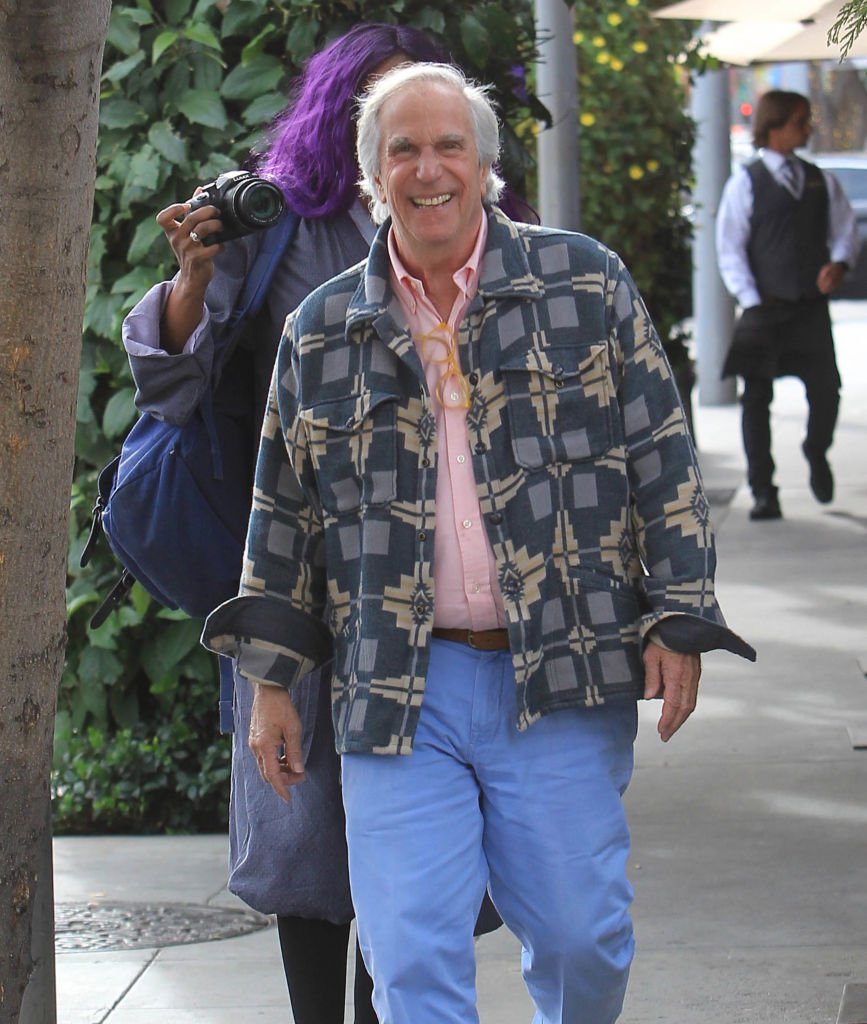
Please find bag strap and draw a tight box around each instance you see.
[222,209,302,352]
[198,209,303,479]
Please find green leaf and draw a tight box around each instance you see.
[128,146,161,191]
[131,582,153,616]
[83,291,121,338]
[100,98,146,130]
[242,92,287,127]
[152,30,178,65]
[175,89,228,130]
[141,620,202,687]
[127,216,165,265]
[147,120,188,165]
[222,55,284,101]
[111,266,159,298]
[77,646,124,687]
[286,18,319,61]
[102,387,137,440]
[165,0,194,23]
[410,9,446,34]
[104,51,146,83]
[241,26,276,62]
[107,12,141,56]
[184,22,222,51]
[460,13,490,67]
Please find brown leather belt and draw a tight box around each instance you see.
[431,627,510,651]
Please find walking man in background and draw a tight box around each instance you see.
[206,63,754,1022]
[716,89,859,521]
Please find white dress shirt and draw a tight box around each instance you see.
[715,150,860,309]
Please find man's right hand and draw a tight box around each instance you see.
[248,683,306,801]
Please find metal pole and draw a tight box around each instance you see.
[691,62,737,406]
[535,0,581,231]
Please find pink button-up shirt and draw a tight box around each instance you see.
[387,218,506,630]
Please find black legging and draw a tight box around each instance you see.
[276,915,377,1024]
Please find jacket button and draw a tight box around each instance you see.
[475,441,487,454]
[468,372,479,386]
[421,457,430,467]
[418,531,427,541]
[488,512,503,525]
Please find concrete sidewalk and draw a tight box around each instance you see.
[54,303,867,1024]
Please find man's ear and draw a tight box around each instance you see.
[374,175,387,203]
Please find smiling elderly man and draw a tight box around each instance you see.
[204,63,754,1024]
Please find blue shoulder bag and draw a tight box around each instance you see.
[81,212,300,647]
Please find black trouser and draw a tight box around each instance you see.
[731,300,841,499]
[277,916,377,1024]
[741,361,840,498]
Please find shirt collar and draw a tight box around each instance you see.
[386,212,489,314]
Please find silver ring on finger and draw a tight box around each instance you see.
[190,230,200,244]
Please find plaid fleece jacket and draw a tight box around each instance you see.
[204,206,745,755]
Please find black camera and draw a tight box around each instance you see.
[187,170,285,246]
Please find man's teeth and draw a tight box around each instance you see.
[414,194,452,207]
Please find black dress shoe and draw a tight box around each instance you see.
[802,443,833,504]
[749,490,782,520]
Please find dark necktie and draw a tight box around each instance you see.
[779,157,798,196]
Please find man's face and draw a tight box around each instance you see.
[769,104,812,155]
[373,81,488,273]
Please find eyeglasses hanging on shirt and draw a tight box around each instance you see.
[419,321,472,410]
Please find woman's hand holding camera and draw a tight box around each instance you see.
[155,190,222,355]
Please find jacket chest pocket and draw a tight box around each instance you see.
[299,391,398,515]
[501,343,614,469]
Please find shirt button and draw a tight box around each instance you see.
[472,583,481,593]
[462,519,472,529]
[449,391,460,403]
[456,454,466,464]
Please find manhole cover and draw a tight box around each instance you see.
[55,901,270,952]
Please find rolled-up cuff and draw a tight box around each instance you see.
[202,594,332,689]
[647,613,756,661]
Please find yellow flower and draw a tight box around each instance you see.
[646,159,660,172]
[632,40,648,53]
[610,57,624,70]
[573,30,584,44]
[627,0,640,6]
[592,35,606,47]
[607,12,623,25]
[596,51,611,64]
[580,112,596,127]
[629,165,644,180]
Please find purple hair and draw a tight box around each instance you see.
[255,23,447,219]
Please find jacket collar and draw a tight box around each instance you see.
[344,205,544,347]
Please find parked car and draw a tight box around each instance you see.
[811,152,867,300]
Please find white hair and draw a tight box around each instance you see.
[356,62,505,225]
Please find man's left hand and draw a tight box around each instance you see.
[642,641,701,742]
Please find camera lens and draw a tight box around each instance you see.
[231,179,285,228]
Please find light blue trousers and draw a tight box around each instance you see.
[341,638,638,1024]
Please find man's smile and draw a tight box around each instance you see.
[412,193,454,207]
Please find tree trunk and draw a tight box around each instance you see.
[0,3,110,1021]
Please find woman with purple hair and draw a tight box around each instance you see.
[121,22,450,1024]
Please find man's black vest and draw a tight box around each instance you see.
[746,158,829,303]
